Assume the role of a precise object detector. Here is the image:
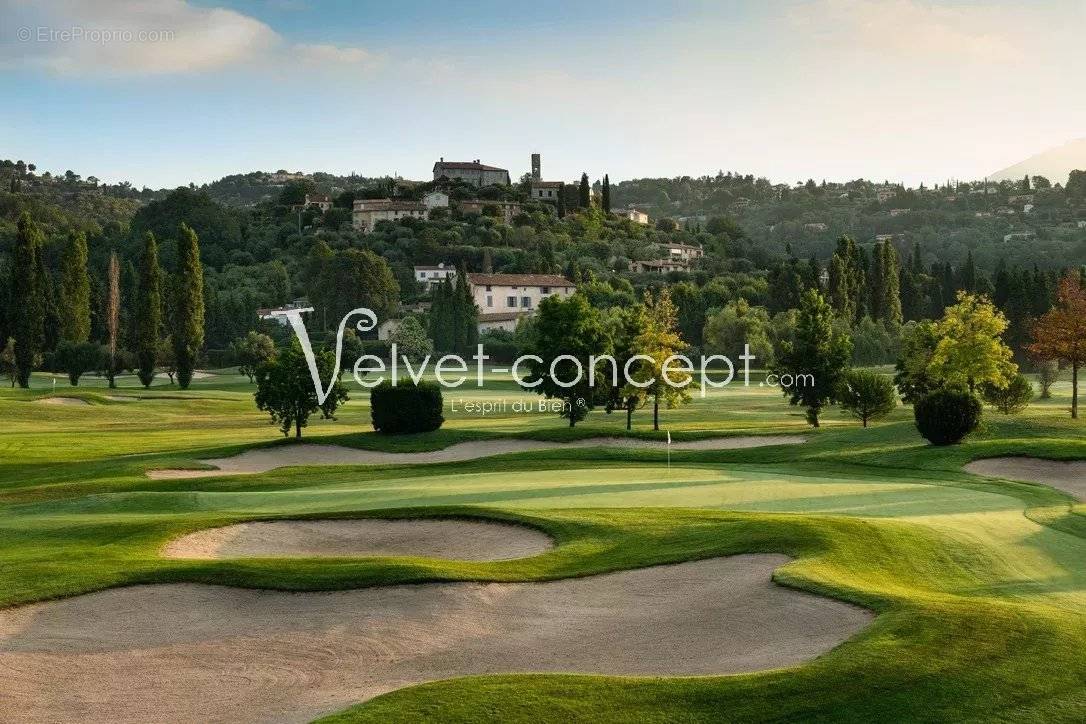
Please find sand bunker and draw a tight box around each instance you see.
[0,555,871,723]
[965,457,1086,501]
[147,435,807,479]
[37,397,90,406]
[163,519,554,561]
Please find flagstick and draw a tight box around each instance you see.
[666,429,671,473]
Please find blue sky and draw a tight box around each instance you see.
[2,0,1085,188]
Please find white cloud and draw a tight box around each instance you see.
[4,0,375,76]
[294,43,380,70]
[790,0,1024,61]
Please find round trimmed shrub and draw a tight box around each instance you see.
[370,381,444,434]
[913,389,982,446]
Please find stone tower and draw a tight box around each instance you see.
[531,153,541,181]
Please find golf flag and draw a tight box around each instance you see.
[666,430,671,472]
[667,430,671,445]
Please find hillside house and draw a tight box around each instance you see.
[467,273,576,313]
[459,199,522,223]
[661,242,703,262]
[629,259,691,274]
[352,199,428,232]
[432,159,510,187]
[414,263,457,289]
[613,208,649,224]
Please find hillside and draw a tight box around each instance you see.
[990,137,1086,184]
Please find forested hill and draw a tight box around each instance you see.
[1,156,1084,369]
[612,171,1086,272]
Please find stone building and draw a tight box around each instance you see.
[432,159,510,187]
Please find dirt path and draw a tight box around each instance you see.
[163,519,554,561]
[147,436,807,479]
[965,457,1086,501]
[0,555,870,724]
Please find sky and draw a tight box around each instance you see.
[2,0,1086,189]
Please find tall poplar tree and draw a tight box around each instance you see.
[578,172,591,208]
[601,174,611,212]
[105,252,121,389]
[12,213,44,387]
[58,230,91,343]
[135,232,162,387]
[173,223,205,390]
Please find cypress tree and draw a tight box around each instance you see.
[58,230,91,343]
[881,242,902,325]
[869,242,885,321]
[12,213,44,387]
[429,278,452,352]
[173,223,205,390]
[602,174,611,212]
[135,231,162,388]
[578,173,590,208]
[960,251,977,292]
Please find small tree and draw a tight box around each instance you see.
[254,340,347,438]
[231,331,277,383]
[837,369,897,427]
[628,288,691,431]
[1037,359,1059,399]
[98,345,133,388]
[929,291,1016,393]
[1028,273,1086,419]
[54,341,103,386]
[389,316,434,360]
[980,373,1034,415]
[773,289,853,427]
[522,293,612,427]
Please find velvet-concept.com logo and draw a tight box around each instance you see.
[274,307,790,405]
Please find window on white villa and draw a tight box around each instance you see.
[541,286,550,294]
[486,295,493,307]
[521,296,531,308]
[506,296,517,307]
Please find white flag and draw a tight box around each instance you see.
[667,430,671,445]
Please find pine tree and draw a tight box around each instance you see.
[58,231,91,343]
[578,173,590,208]
[429,277,453,352]
[602,174,611,212]
[173,223,205,390]
[12,213,44,387]
[135,232,162,388]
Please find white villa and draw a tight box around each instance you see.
[414,263,457,289]
[467,273,576,313]
[613,208,649,224]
